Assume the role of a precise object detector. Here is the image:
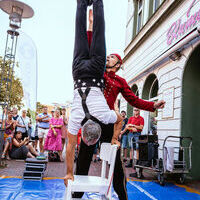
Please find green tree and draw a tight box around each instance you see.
[0,56,24,109]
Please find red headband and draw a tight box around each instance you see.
[111,53,122,65]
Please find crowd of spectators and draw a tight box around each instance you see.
[1,106,68,162]
[1,106,156,169]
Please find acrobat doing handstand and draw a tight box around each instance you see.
[64,0,123,186]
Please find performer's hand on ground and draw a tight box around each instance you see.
[111,137,120,147]
[64,174,74,187]
[154,100,165,109]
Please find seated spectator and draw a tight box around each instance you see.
[9,131,39,159]
[44,109,64,161]
[4,110,16,138]
[1,110,16,159]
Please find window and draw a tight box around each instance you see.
[153,0,163,13]
[153,0,159,12]
[137,0,143,33]
[149,0,165,18]
[125,0,134,46]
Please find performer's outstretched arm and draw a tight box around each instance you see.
[120,78,165,111]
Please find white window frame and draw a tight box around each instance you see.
[136,0,144,33]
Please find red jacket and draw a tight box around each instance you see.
[87,31,155,112]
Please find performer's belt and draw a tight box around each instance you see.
[78,87,103,126]
[74,78,104,90]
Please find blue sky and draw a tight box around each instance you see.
[0,0,128,105]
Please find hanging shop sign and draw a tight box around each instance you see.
[167,0,200,45]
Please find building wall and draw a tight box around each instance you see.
[121,0,200,150]
[124,0,200,82]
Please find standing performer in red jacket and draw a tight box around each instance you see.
[73,9,165,200]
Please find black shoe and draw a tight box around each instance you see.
[94,159,97,163]
[129,172,137,178]
[125,162,132,168]
[87,0,93,6]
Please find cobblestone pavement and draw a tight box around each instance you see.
[0,159,200,193]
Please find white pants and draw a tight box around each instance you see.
[68,87,117,135]
[38,127,49,139]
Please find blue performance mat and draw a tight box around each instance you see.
[0,177,200,200]
[127,181,200,200]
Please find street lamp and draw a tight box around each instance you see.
[0,0,34,29]
[0,0,34,165]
